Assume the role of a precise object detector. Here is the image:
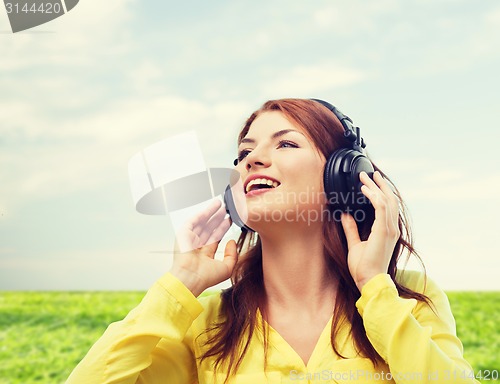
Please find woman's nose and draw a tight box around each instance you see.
[245,146,271,170]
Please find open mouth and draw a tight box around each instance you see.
[245,178,280,194]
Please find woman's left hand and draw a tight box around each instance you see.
[341,171,401,291]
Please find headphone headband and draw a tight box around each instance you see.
[310,98,366,152]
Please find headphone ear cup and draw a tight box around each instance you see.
[223,185,253,232]
[324,148,350,211]
[324,149,374,213]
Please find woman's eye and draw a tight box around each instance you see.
[237,149,251,162]
[278,140,298,149]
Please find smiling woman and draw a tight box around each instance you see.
[66,99,480,384]
[235,111,326,230]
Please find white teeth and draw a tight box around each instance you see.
[245,178,280,193]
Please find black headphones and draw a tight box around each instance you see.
[312,99,375,214]
[224,99,375,232]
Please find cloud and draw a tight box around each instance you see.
[388,5,500,77]
[126,60,170,95]
[485,6,500,24]
[405,173,500,202]
[0,0,135,71]
[261,64,366,97]
[0,95,250,211]
[371,156,500,203]
[311,0,399,33]
[0,0,255,213]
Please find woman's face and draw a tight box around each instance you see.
[235,111,326,229]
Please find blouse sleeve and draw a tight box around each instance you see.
[356,272,480,384]
[66,272,204,384]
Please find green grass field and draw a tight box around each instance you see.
[0,291,498,383]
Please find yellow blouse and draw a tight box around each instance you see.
[66,270,479,383]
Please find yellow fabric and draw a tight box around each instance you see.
[66,270,479,383]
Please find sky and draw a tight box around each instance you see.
[1,0,499,291]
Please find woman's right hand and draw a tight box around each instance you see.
[169,199,238,296]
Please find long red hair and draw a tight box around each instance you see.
[199,99,430,382]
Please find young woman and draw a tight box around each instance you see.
[67,99,478,383]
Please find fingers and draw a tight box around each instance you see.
[196,202,228,245]
[186,199,222,231]
[176,199,229,252]
[180,199,228,248]
[341,213,361,249]
[360,171,400,238]
[196,238,237,278]
[197,240,219,258]
[360,171,398,210]
[372,171,395,198]
[221,240,238,273]
[205,216,231,245]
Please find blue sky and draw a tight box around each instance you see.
[1,1,499,290]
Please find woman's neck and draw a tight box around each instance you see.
[258,223,337,315]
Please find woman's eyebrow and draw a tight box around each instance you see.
[240,129,305,144]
